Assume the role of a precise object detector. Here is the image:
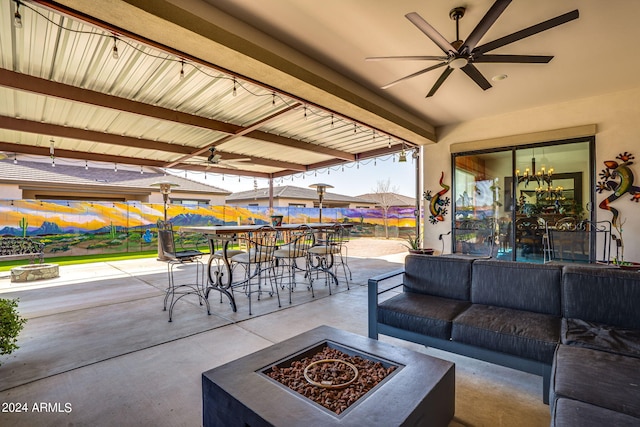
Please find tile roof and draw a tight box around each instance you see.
[0,160,230,195]
[356,192,417,207]
[226,185,375,204]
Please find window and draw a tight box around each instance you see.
[172,199,209,206]
[452,138,594,263]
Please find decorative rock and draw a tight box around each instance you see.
[10,263,59,282]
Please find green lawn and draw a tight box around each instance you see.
[0,250,162,272]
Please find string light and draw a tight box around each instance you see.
[85,160,88,170]
[114,162,118,172]
[111,36,119,59]
[7,1,419,181]
[13,153,17,164]
[13,1,22,28]
[49,139,55,167]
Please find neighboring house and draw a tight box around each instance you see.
[356,192,416,209]
[0,160,230,205]
[226,185,376,209]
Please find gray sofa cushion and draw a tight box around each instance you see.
[451,304,560,363]
[470,260,563,315]
[551,397,640,427]
[562,318,640,358]
[403,254,474,301]
[562,266,640,329]
[378,293,471,340]
[551,344,640,419]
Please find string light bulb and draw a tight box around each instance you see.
[140,165,144,174]
[111,36,119,59]
[232,78,237,96]
[179,59,185,79]
[14,1,22,28]
[50,139,55,167]
[85,160,89,170]
[114,163,118,172]
[13,153,17,164]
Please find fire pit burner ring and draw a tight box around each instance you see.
[303,358,359,389]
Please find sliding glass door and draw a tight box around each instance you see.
[453,151,510,257]
[452,139,593,262]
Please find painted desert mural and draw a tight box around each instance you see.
[0,200,417,258]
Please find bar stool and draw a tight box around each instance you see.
[157,221,210,322]
[230,225,279,315]
[273,224,315,303]
[307,223,351,295]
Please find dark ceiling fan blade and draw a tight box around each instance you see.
[426,67,454,98]
[381,62,447,89]
[474,9,579,55]
[461,64,492,91]
[462,0,511,54]
[405,12,458,54]
[366,55,448,62]
[474,54,553,63]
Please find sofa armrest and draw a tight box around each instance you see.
[368,268,404,340]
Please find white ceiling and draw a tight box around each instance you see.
[203,0,640,127]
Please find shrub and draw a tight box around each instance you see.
[0,298,27,365]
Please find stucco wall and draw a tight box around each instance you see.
[0,183,22,199]
[424,85,640,261]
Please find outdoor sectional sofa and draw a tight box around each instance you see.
[368,255,640,425]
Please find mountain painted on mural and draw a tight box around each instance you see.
[0,214,226,236]
[0,221,66,236]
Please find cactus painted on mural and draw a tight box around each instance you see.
[109,222,117,239]
[18,217,28,237]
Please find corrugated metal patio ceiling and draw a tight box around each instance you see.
[0,0,416,178]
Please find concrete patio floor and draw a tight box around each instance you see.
[0,238,550,426]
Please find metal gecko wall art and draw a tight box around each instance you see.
[424,171,451,224]
[596,151,640,226]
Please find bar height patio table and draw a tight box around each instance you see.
[181,223,351,312]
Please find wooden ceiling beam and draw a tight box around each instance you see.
[0,116,194,154]
[0,69,354,163]
[0,141,166,166]
[0,69,240,134]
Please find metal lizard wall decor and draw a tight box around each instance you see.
[424,171,451,224]
[596,151,640,226]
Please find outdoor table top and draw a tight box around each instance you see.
[181,223,351,235]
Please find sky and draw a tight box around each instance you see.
[180,154,419,198]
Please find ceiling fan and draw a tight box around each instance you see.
[366,0,579,97]
[185,147,252,170]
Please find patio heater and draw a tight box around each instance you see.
[151,181,179,260]
[151,181,179,222]
[309,183,333,223]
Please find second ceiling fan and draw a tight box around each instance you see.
[367,0,579,97]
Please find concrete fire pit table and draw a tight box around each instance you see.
[202,325,455,426]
